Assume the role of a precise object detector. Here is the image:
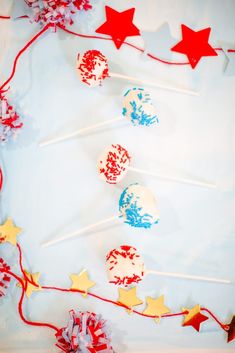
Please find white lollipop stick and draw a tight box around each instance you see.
[41,215,119,248]
[40,116,122,147]
[146,269,231,284]
[128,166,216,189]
[109,72,198,96]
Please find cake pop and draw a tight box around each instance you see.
[42,184,159,248]
[98,143,216,188]
[106,245,231,286]
[40,87,158,147]
[76,50,197,96]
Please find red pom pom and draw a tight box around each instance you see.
[0,258,11,299]
[24,0,92,27]
[55,310,114,353]
[0,92,23,145]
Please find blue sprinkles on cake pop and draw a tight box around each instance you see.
[122,88,159,126]
[119,184,160,228]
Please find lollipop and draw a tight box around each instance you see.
[76,50,197,95]
[42,184,159,248]
[98,143,216,188]
[106,245,231,287]
[40,87,158,147]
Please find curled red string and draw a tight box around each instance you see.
[0,23,52,92]
[1,15,234,66]
[2,269,59,332]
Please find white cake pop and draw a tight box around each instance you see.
[76,50,109,87]
[106,245,231,287]
[106,245,145,286]
[76,49,197,95]
[119,184,160,228]
[98,144,131,184]
[122,88,158,126]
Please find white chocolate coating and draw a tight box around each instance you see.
[98,144,131,184]
[119,184,160,228]
[76,50,109,87]
[106,245,146,286]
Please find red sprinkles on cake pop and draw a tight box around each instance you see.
[0,258,11,298]
[0,92,23,145]
[98,144,131,184]
[24,0,92,27]
[77,50,109,87]
[106,245,145,286]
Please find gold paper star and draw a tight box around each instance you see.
[0,218,22,246]
[70,270,96,297]
[182,304,208,331]
[118,287,143,311]
[142,295,170,323]
[19,271,42,298]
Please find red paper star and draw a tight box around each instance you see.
[95,6,140,49]
[227,315,235,343]
[171,24,217,68]
[182,305,209,332]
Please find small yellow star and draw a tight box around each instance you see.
[18,271,42,298]
[118,287,143,311]
[182,304,201,323]
[0,218,22,246]
[142,295,170,323]
[70,270,96,297]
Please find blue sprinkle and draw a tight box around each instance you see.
[122,88,158,127]
[119,184,159,228]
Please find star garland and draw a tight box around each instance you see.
[0,219,234,350]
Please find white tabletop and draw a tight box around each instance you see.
[0,0,235,352]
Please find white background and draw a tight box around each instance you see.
[0,0,235,352]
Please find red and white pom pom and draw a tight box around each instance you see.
[98,144,131,184]
[106,245,146,287]
[77,50,109,87]
[0,93,23,145]
[0,258,11,299]
[55,310,114,353]
[24,0,92,27]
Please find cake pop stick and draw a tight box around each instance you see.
[40,87,158,147]
[106,245,231,287]
[77,50,198,96]
[98,144,216,189]
[42,184,159,248]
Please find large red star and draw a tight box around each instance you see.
[95,6,140,49]
[171,24,217,68]
[227,315,235,343]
